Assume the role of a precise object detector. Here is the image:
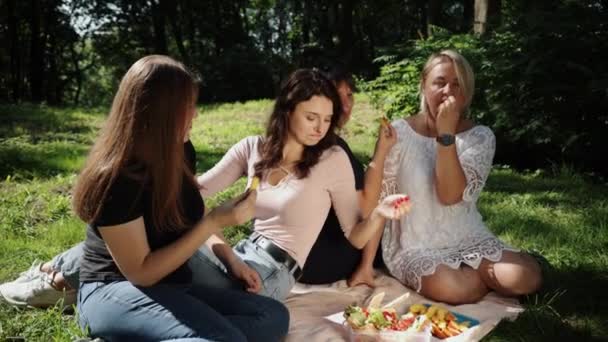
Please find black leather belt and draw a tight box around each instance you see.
[250,232,302,280]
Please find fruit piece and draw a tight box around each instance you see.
[432,325,449,339]
[250,176,260,190]
[445,325,461,337]
[410,315,431,332]
[368,292,385,308]
[447,320,464,333]
[400,312,415,320]
[436,307,448,321]
[382,292,410,309]
[409,303,426,314]
[425,305,438,319]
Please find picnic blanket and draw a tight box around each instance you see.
[284,271,523,341]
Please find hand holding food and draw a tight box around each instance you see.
[249,176,260,190]
[374,194,411,220]
[374,115,397,157]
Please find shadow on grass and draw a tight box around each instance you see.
[0,103,103,180]
[0,103,102,139]
[0,142,89,179]
[485,169,606,203]
[490,266,608,341]
[482,169,608,240]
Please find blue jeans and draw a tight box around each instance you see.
[51,242,83,289]
[78,281,289,342]
[189,239,296,301]
[55,238,296,301]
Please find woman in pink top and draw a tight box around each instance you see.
[197,68,410,300]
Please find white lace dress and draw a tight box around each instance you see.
[380,119,518,292]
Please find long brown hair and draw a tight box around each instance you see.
[73,55,199,232]
[254,68,342,179]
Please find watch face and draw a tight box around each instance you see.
[437,134,455,146]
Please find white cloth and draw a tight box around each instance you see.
[380,119,519,291]
[285,271,523,342]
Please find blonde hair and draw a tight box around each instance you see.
[419,50,475,115]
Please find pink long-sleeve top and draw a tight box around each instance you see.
[199,136,361,267]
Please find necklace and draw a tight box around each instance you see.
[280,159,298,169]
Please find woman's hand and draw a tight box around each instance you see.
[373,118,397,157]
[436,96,460,134]
[372,194,411,220]
[208,190,257,228]
[227,258,262,293]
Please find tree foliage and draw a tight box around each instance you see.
[0,0,606,174]
[365,0,608,175]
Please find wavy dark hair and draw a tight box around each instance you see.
[326,65,357,92]
[254,68,342,179]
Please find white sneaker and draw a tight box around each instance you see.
[0,271,76,308]
[13,260,44,283]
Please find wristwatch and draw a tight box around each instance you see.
[436,133,455,146]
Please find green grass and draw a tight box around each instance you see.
[1,98,607,341]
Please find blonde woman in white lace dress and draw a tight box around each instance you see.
[348,50,542,305]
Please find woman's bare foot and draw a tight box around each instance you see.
[348,265,376,288]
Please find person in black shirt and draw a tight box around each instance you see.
[70,55,289,342]
[300,68,397,286]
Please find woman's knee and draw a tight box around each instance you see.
[420,266,487,305]
[488,253,543,295]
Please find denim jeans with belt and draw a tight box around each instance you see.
[189,238,296,301]
[78,280,289,342]
[58,238,297,302]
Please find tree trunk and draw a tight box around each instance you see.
[462,0,474,32]
[275,0,287,53]
[291,0,302,54]
[416,0,428,38]
[318,2,334,50]
[213,1,222,55]
[29,0,44,102]
[163,0,189,65]
[43,5,59,105]
[338,0,355,62]
[186,1,197,59]
[474,0,501,34]
[427,0,442,36]
[302,0,311,45]
[151,0,168,54]
[7,0,20,101]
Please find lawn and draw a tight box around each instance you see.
[0,98,606,341]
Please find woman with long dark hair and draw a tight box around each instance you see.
[196,68,410,300]
[71,55,289,341]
